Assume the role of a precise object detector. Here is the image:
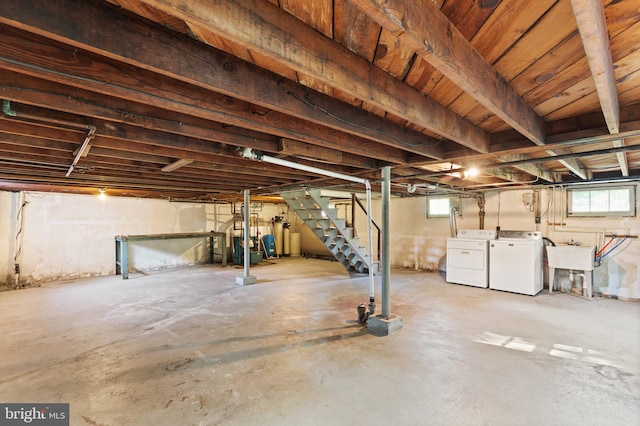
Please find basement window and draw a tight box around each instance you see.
[567,185,635,217]
[427,197,460,218]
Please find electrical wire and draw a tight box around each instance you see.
[497,191,501,228]
[287,91,443,148]
[539,188,553,219]
[458,177,540,189]
[2,56,443,154]
[0,83,256,138]
[13,199,27,264]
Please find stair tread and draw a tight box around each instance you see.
[282,188,375,274]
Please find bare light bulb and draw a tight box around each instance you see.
[464,167,479,178]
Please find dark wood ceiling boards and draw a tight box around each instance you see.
[0,0,638,200]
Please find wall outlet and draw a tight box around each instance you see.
[14,263,20,274]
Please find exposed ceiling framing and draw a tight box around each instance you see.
[0,0,638,200]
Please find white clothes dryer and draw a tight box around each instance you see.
[446,229,496,288]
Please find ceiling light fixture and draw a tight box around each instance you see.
[98,188,106,200]
[464,167,479,178]
[161,158,193,172]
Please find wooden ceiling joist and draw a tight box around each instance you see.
[0,29,398,167]
[350,0,546,145]
[0,0,638,198]
[134,0,489,153]
[570,0,628,176]
[570,0,620,134]
[350,0,591,181]
[0,1,444,162]
[0,80,384,174]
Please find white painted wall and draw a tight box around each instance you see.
[1,192,210,286]
[0,191,294,288]
[3,189,344,281]
[542,186,640,300]
[0,192,20,286]
[355,184,639,300]
[3,184,638,300]
[292,214,330,257]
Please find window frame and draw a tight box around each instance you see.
[566,184,636,218]
[426,196,460,218]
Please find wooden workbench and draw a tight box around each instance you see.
[115,232,227,279]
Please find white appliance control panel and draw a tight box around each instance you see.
[457,229,497,240]
[497,230,541,240]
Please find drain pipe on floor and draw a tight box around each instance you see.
[241,148,376,319]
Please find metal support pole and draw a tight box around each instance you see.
[236,189,256,285]
[381,166,391,317]
[209,234,214,264]
[365,181,375,307]
[121,240,129,280]
[367,166,402,335]
[243,189,250,277]
[351,193,357,234]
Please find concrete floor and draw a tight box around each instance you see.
[1,258,639,426]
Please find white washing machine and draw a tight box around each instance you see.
[446,229,496,288]
[489,230,543,296]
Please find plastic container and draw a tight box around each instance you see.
[290,232,301,256]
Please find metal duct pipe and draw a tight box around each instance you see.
[2,100,98,177]
[407,183,437,193]
[477,194,486,230]
[242,148,367,184]
[2,100,16,117]
[406,144,640,179]
[449,207,459,238]
[2,100,95,130]
[241,148,375,309]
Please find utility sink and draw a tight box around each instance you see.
[546,245,596,271]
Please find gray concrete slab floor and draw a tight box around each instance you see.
[1,258,639,425]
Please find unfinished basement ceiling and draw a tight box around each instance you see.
[0,0,639,200]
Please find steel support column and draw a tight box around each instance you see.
[381,166,391,317]
[236,189,256,285]
[367,166,403,335]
